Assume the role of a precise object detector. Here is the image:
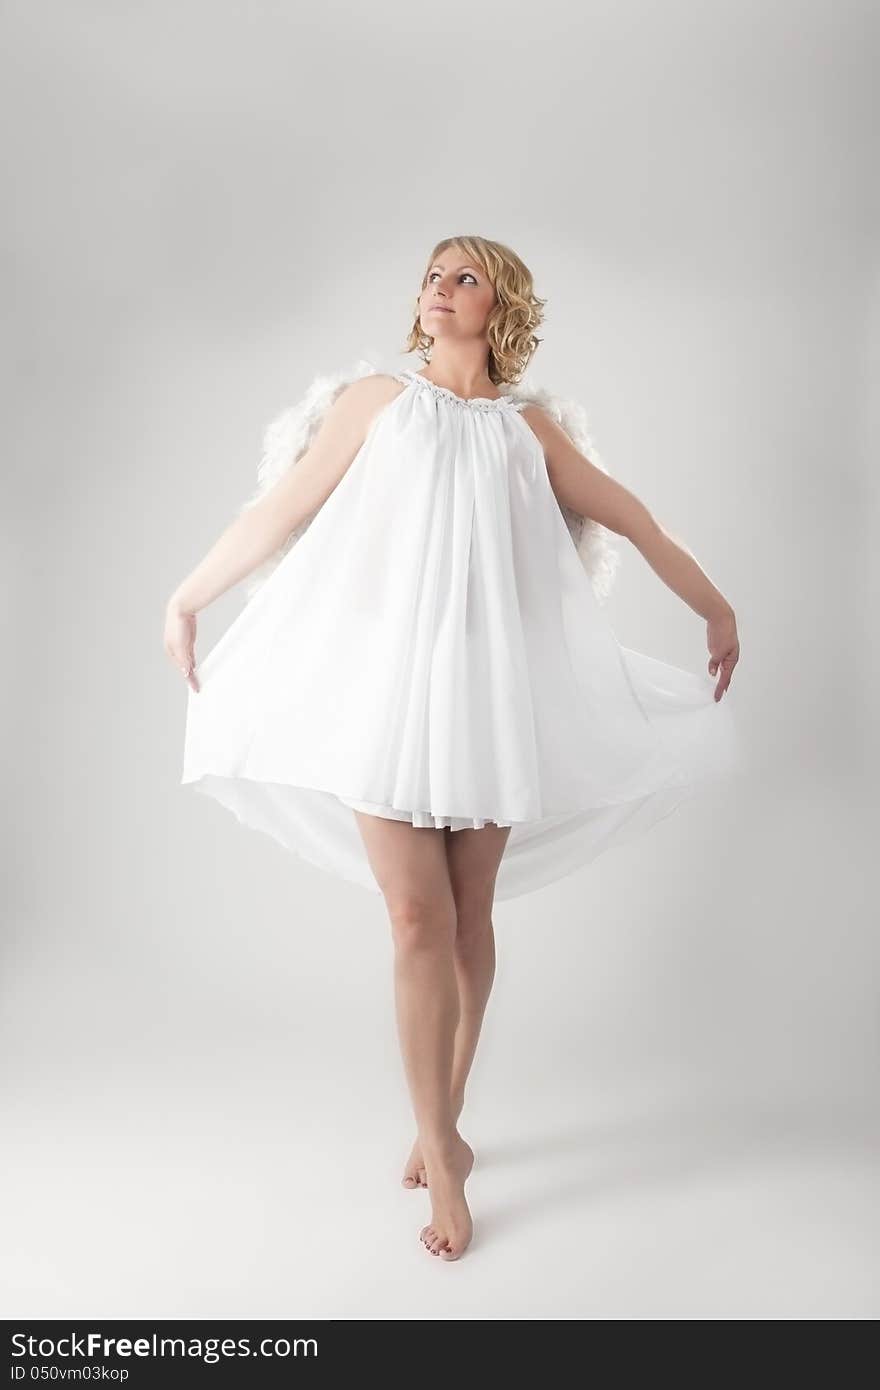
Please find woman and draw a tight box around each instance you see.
[164,235,740,1261]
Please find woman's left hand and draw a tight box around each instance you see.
[707,607,739,701]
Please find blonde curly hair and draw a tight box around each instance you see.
[402,235,547,386]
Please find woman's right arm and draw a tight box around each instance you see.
[164,375,393,690]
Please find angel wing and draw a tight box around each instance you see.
[240,358,621,604]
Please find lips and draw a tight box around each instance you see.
[428,305,454,313]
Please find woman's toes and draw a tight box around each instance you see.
[439,1245,460,1261]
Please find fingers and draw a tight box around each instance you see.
[164,606,199,689]
[180,656,200,693]
[711,651,737,699]
[165,641,200,693]
[707,608,739,698]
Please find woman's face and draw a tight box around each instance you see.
[418,248,496,343]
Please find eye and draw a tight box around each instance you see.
[427,271,478,285]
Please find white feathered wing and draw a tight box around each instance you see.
[240,358,621,604]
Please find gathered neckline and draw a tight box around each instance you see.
[396,369,518,412]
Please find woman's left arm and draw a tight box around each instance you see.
[522,406,740,700]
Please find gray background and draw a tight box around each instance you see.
[3,0,878,1318]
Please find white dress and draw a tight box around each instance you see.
[181,368,740,900]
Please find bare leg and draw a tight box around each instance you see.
[352,811,509,1259]
[404,822,511,1189]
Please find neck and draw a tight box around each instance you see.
[420,349,495,397]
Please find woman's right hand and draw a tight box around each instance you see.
[165,600,200,693]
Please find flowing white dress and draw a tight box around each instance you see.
[181,368,740,900]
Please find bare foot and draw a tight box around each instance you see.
[402,1099,466,1189]
[402,1138,428,1189]
[418,1133,475,1261]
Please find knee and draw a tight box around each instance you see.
[453,908,494,954]
[451,883,496,949]
[387,893,457,954]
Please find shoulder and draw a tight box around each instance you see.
[518,401,563,436]
[332,371,405,410]
[517,399,602,473]
[518,402,553,427]
[291,371,405,461]
[315,370,405,433]
[517,402,569,455]
[323,371,404,426]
